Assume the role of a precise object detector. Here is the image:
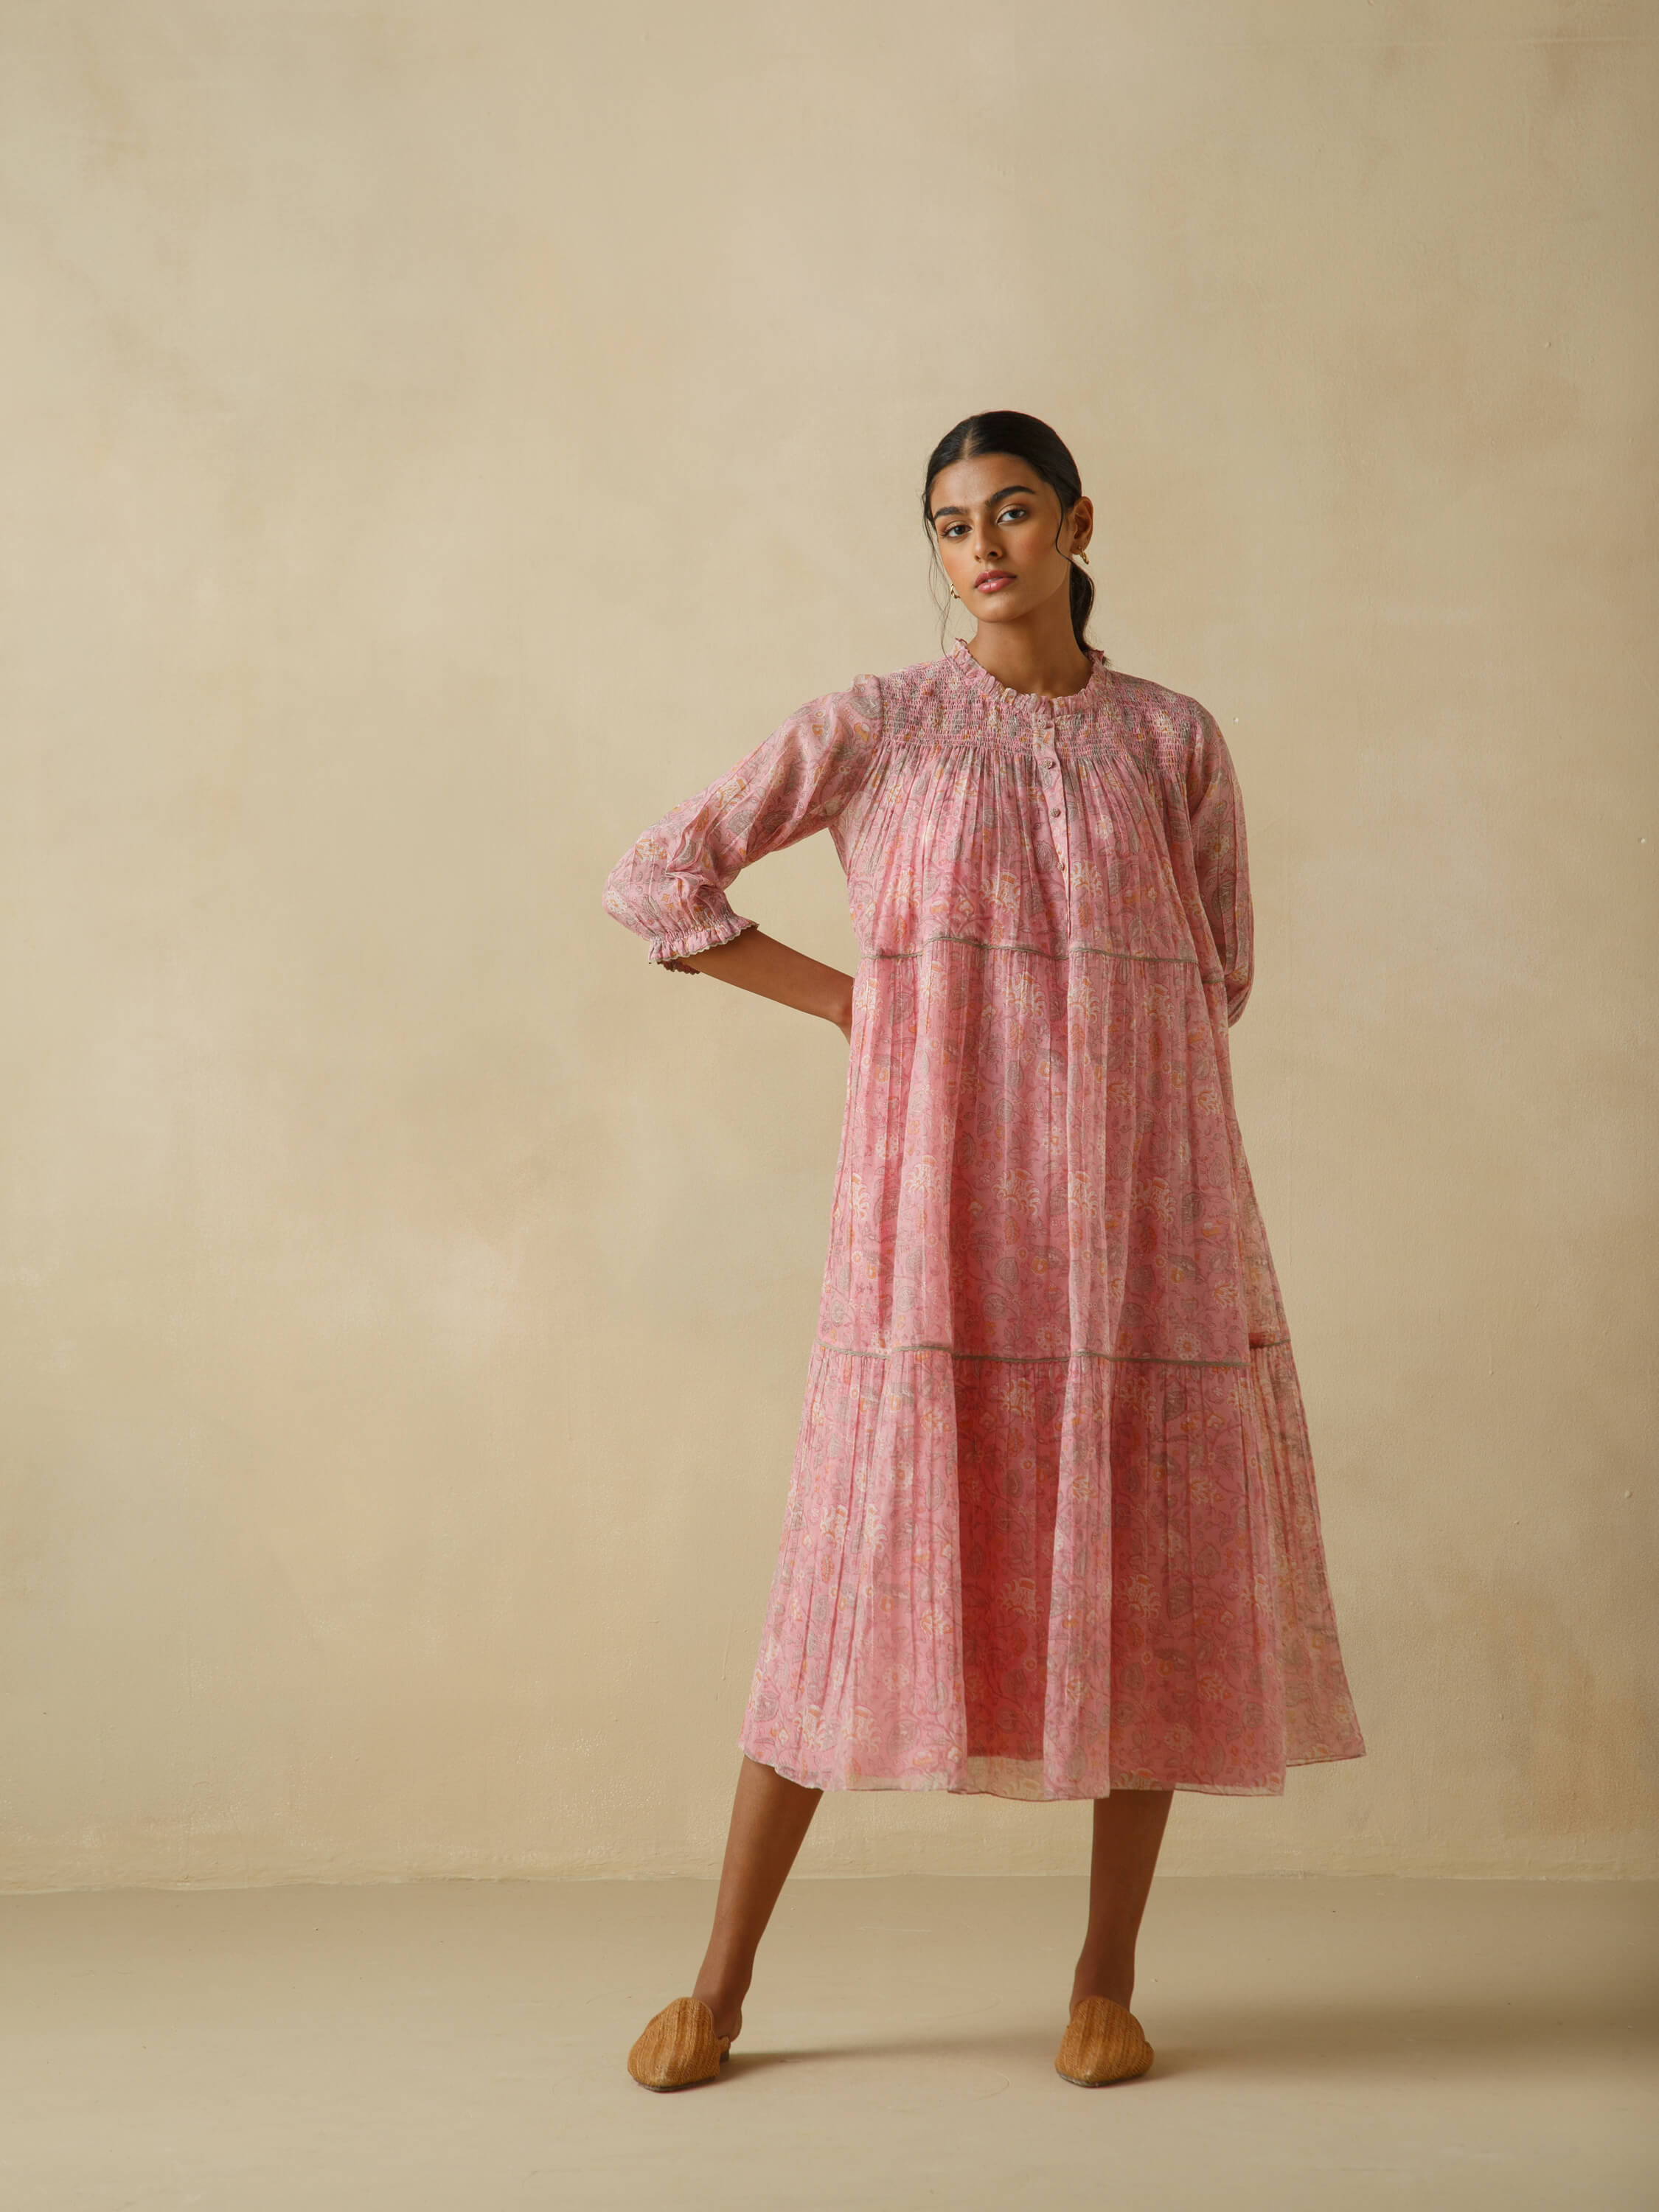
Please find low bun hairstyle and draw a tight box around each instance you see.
[922,411,1102,658]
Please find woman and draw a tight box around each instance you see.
[601,411,1366,2092]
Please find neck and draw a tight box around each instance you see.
[961,594,1092,698]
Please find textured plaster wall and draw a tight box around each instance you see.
[1,0,1653,1889]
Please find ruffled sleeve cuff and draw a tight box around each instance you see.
[650,911,759,975]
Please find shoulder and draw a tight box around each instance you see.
[1106,667,1215,741]
[865,650,954,691]
[763,668,888,752]
[796,653,957,744]
[1105,668,1231,789]
[852,652,957,728]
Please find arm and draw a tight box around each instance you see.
[670,927,855,1037]
[601,678,880,1036]
[1186,704,1255,1026]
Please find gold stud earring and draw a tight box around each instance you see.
[1076,549,1091,566]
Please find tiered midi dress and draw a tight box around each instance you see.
[602,640,1366,1799]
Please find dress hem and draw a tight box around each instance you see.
[739,1740,1368,1804]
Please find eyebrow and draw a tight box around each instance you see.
[928,482,1037,522]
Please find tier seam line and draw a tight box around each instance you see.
[864,934,1207,969]
[813,1340,1284,1368]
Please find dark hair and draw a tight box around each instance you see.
[922,410,1101,658]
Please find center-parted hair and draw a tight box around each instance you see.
[922,410,1099,656]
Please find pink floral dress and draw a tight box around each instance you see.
[602,641,1366,1798]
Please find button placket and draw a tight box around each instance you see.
[1037,698,1070,891]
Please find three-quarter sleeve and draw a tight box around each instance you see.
[601,675,883,975]
[1186,703,1255,1026]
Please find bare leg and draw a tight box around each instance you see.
[690,1754,823,2044]
[1070,1788,1174,2012]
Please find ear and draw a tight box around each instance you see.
[1069,495,1095,556]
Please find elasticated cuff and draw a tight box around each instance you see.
[650,913,759,975]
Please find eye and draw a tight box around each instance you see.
[997,504,1029,524]
[940,522,967,538]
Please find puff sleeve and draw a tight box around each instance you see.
[601,676,883,975]
[1186,703,1255,1026]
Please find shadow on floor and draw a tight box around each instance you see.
[708,1989,1656,2085]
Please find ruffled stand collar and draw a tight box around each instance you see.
[946,638,1114,716]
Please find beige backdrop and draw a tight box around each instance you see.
[1,0,1653,1891]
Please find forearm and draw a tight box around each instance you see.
[674,927,855,1031]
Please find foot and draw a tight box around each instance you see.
[627,1995,734,2091]
[1055,1994,1155,2086]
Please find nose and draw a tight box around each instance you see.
[972,512,1005,561]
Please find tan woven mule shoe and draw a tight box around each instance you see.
[1054,1994,1155,2087]
[626,1996,734,2091]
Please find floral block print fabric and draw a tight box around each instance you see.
[602,641,1366,1798]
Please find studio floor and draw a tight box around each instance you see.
[1,1872,1652,2209]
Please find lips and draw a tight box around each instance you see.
[975,570,1015,593]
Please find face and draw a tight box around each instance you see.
[927,451,1093,626]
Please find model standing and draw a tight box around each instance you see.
[602,411,1365,2090]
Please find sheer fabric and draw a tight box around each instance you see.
[603,643,1365,1797]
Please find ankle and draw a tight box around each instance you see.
[1071,1950,1136,2011]
[690,1963,750,2039]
